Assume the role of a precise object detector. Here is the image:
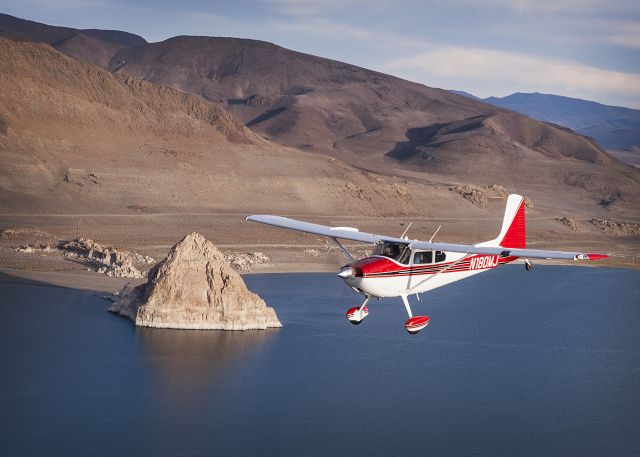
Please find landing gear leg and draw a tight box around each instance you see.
[401,294,430,335]
[401,294,413,318]
[346,296,371,325]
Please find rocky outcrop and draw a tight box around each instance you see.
[109,233,281,330]
[556,217,581,231]
[590,218,640,237]
[450,184,508,208]
[450,184,535,210]
[223,251,270,271]
[60,238,141,278]
[15,237,153,278]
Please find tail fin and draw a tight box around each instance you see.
[477,194,526,248]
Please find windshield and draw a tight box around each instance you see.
[372,241,410,264]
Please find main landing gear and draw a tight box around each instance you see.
[401,295,430,335]
[346,295,430,334]
[346,296,370,325]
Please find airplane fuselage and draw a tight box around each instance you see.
[341,252,519,298]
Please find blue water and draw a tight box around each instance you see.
[0,266,639,456]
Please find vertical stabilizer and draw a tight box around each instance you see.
[497,194,526,248]
[476,194,526,248]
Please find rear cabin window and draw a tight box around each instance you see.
[413,251,447,264]
[435,251,446,262]
[413,251,433,264]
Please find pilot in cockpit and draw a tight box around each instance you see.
[384,243,401,259]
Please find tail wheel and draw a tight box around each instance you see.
[524,259,533,271]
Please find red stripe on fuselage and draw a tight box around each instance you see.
[350,254,518,279]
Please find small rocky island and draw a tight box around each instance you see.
[109,233,281,330]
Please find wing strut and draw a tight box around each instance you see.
[331,237,355,262]
[428,225,441,242]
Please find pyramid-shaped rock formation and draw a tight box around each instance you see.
[109,233,281,330]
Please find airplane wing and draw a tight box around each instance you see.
[247,215,396,244]
[246,215,608,261]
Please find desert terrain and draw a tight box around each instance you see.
[0,33,638,282]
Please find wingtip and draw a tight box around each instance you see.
[575,253,609,261]
[586,253,609,261]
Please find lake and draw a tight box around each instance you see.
[1,266,639,456]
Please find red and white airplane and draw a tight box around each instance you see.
[247,194,608,334]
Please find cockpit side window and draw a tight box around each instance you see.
[435,251,446,263]
[398,246,412,264]
[373,241,410,264]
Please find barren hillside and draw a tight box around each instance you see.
[3,14,638,213]
[0,38,444,219]
[0,36,638,270]
[101,36,638,208]
[0,13,145,67]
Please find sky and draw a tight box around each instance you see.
[3,0,640,108]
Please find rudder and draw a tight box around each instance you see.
[497,194,526,248]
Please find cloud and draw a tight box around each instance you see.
[260,0,369,16]
[451,0,637,14]
[384,46,640,104]
[261,0,639,16]
[266,16,373,40]
[604,21,640,49]
[608,33,640,48]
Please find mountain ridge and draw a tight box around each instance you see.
[0,13,147,68]
[1,14,638,216]
[452,90,640,152]
[100,35,623,180]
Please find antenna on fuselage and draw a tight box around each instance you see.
[428,225,441,243]
[400,222,412,240]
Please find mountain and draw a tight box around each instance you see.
[0,37,437,221]
[0,13,146,66]
[0,37,259,213]
[0,35,638,263]
[104,36,498,168]
[2,15,631,192]
[449,90,481,100]
[96,36,640,200]
[461,91,640,152]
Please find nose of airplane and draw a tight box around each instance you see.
[337,266,354,279]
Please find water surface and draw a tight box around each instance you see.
[1,266,639,456]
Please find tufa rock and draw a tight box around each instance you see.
[60,238,146,278]
[556,217,581,232]
[450,185,492,207]
[450,185,533,210]
[590,218,640,237]
[15,237,151,278]
[109,233,281,330]
[223,251,270,272]
[97,258,143,278]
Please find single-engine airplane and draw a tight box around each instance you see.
[247,194,608,334]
